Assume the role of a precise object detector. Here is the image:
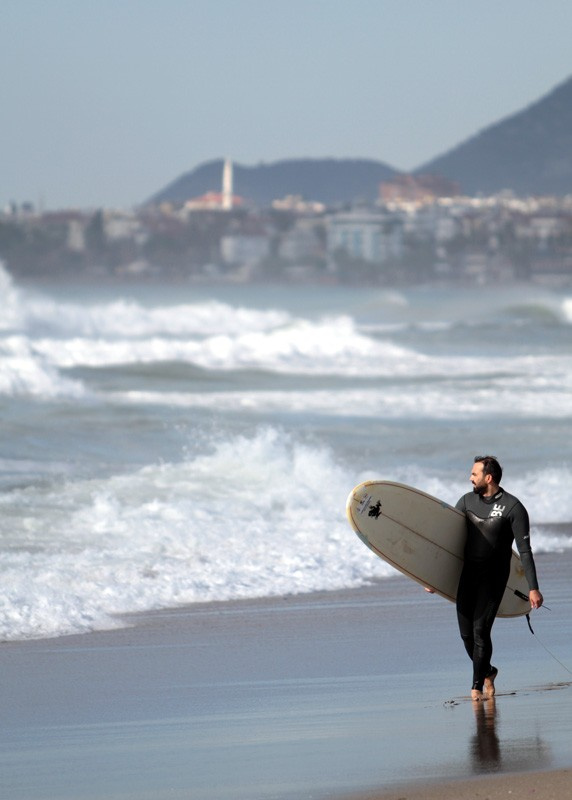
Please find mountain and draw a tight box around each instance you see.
[415,76,572,196]
[147,76,572,206]
[146,158,399,207]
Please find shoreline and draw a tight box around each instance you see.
[2,556,571,799]
[339,768,572,800]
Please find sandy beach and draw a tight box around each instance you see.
[1,550,571,800]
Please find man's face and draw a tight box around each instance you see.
[470,462,489,496]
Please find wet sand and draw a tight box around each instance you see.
[1,550,571,799]
[341,768,572,800]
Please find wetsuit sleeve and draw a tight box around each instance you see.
[510,502,540,591]
[455,496,466,512]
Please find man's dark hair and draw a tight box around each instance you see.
[474,455,502,484]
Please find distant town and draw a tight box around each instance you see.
[2,161,572,286]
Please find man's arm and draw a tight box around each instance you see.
[511,500,543,607]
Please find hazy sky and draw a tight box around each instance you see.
[2,0,572,210]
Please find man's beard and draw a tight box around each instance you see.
[472,484,486,496]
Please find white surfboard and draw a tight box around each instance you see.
[346,480,531,618]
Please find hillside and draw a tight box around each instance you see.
[146,158,399,207]
[416,75,572,196]
[147,76,572,206]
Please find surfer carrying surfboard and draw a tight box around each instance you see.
[455,455,543,702]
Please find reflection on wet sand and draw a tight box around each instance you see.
[470,696,551,775]
[471,698,500,770]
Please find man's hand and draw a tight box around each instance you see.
[529,589,543,609]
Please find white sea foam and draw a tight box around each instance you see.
[25,323,572,380]
[0,262,290,338]
[2,262,571,342]
[111,379,572,420]
[562,297,572,323]
[5,313,571,406]
[27,323,420,373]
[0,335,85,398]
[2,261,572,397]
[22,297,291,338]
[0,429,391,640]
[0,263,27,331]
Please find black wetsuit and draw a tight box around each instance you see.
[455,488,539,691]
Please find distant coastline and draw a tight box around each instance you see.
[3,189,572,288]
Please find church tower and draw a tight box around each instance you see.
[222,159,233,210]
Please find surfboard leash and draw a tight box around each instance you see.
[511,588,572,675]
[524,610,572,678]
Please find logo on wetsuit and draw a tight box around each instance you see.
[489,504,505,518]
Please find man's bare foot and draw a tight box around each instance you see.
[471,688,484,702]
[484,667,498,699]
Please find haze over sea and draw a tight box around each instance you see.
[1,262,572,641]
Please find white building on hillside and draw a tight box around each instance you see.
[326,209,403,263]
[220,232,270,265]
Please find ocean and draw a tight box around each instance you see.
[1,261,572,641]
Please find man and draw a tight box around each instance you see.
[456,455,543,702]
